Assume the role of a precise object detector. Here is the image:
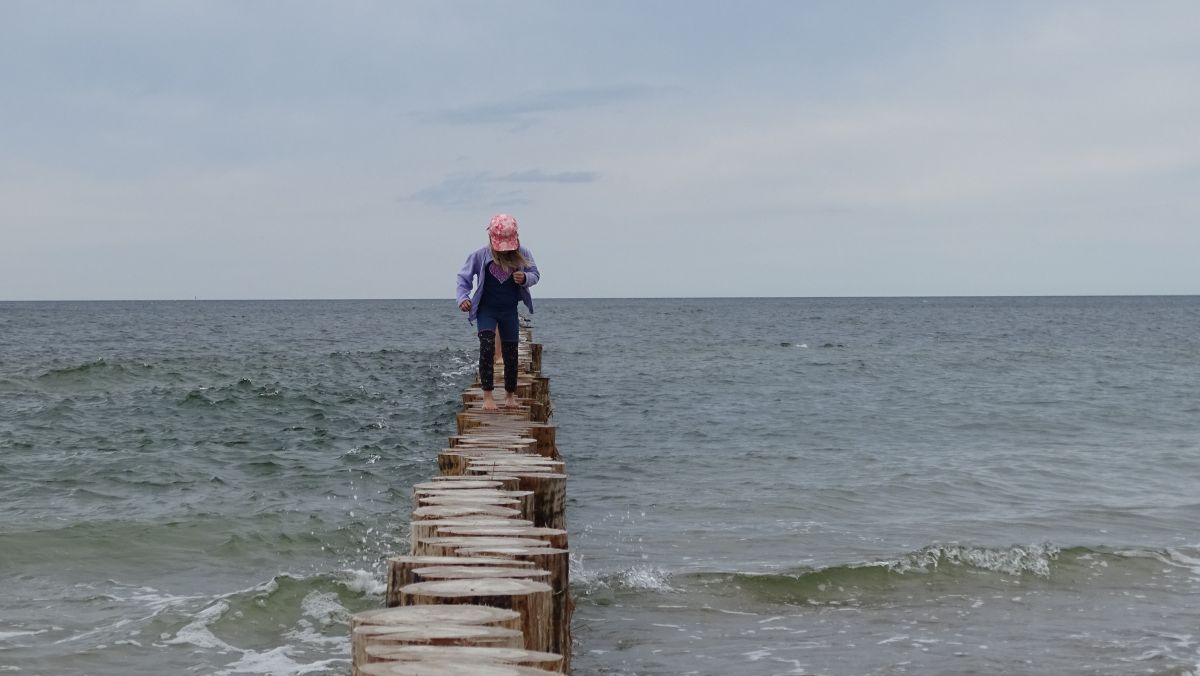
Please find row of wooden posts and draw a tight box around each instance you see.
[349,324,573,675]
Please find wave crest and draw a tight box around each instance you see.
[661,544,1159,606]
[35,359,154,386]
[884,542,1060,576]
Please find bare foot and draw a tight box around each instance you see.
[502,393,518,409]
[481,392,498,411]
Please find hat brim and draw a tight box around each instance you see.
[490,234,519,252]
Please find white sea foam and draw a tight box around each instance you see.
[1113,545,1200,580]
[55,618,136,646]
[49,582,201,647]
[153,575,295,652]
[1165,547,1200,576]
[338,569,385,596]
[439,355,477,384]
[298,591,349,628]
[758,616,785,624]
[743,648,772,661]
[213,646,347,676]
[0,629,46,641]
[284,623,349,649]
[571,560,675,592]
[162,601,233,650]
[202,575,283,602]
[884,543,1060,577]
[152,579,355,675]
[126,586,207,612]
[614,566,675,591]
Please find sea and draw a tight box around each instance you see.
[1,297,1198,676]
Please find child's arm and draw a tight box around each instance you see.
[455,252,477,305]
[519,248,540,288]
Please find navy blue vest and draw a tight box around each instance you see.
[480,262,521,311]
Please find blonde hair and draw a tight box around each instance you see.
[490,247,528,272]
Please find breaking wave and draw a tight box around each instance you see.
[577,544,1200,607]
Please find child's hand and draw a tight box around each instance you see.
[459,300,471,312]
[513,271,526,285]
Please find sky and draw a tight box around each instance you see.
[2,0,1198,300]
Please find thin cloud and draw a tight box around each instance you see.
[426,85,661,127]
[498,170,598,183]
[409,168,599,208]
[409,171,492,208]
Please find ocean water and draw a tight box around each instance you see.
[1,297,1198,675]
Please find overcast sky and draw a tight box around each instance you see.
[2,1,1198,300]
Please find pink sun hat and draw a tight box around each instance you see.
[487,213,520,252]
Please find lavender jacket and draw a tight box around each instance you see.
[455,246,540,324]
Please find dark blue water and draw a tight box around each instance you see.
[2,297,1198,675]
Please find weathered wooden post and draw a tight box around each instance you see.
[386,556,536,607]
[459,546,572,669]
[417,536,550,558]
[398,578,555,654]
[350,605,524,674]
[360,646,563,673]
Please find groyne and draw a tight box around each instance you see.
[350,323,571,675]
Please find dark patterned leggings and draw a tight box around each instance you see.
[478,330,519,392]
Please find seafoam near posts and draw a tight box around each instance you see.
[350,323,572,674]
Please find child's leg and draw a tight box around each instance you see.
[495,313,520,405]
[501,338,519,395]
[478,329,496,392]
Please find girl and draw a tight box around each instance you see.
[455,214,541,411]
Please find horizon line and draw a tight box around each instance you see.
[2,293,1198,303]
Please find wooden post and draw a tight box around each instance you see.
[529,343,542,373]
[460,471,566,531]
[352,605,520,632]
[352,624,523,674]
[417,536,550,558]
[386,556,536,608]
[409,518,533,554]
[412,505,523,521]
[466,456,565,472]
[417,495,522,510]
[458,546,571,673]
[437,450,515,476]
[361,645,563,673]
[359,660,557,676]
[351,603,524,669]
[414,489,535,521]
[409,565,550,585]
[398,578,555,655]
[436,526,567,550]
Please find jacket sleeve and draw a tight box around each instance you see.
[456,252,476,305]
[520,247,540,288]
